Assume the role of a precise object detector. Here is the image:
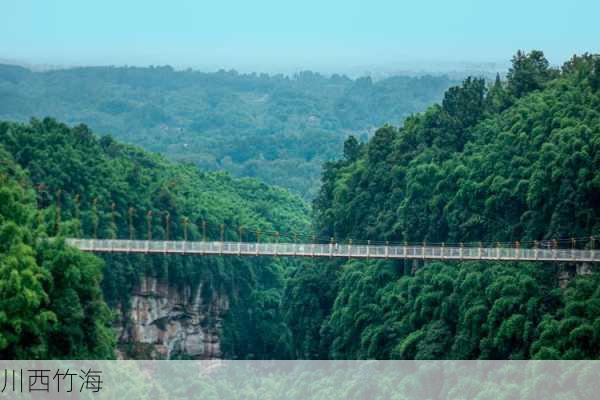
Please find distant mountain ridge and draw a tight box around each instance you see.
[0,64,457,198]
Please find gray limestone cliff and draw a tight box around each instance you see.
[114,276,228,359]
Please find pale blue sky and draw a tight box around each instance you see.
[2,0,598,72]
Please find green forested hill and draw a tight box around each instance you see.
[283,51,600,359]
[0,117,310,359]
[0,147,113,358]
[2,51,599,361]
[314,52,600,243]
[0,65,455,198]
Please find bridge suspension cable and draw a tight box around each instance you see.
[38,189,600,258]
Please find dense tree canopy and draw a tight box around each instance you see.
[314,51,600,244]
[286,51,600,360]
[0,148,114,358]
[0,65,455,198]
[0,118,310,359]
[1,50,599,361]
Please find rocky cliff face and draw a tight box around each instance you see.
[115,276,228,359]
[558,263,593,289]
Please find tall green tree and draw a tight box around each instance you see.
[506,50,554,97]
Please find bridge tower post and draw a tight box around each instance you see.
[348,239,352,259]
[478,242,482,259]
[367,240,370,258]
[256,229,260,256]
[92,198,98,239]
[275,231,280,256]
[182,217,188,254]
[496,242,500,260]
[146,211,152,241]
[219,224,224,255]
[74,194,81,238]
[111,202,117,240]
[515,241,520,260]
[312,235,316,257]
[128,207,135,240]
[164,212,170,241]
[534,240,538,260]
[403,241,407,259]
[385,241,389,259]
[293,233,298,256]
[460,242,463,260]
[572,238,576,261]
[591,236,596,261]
[329,237,334,257]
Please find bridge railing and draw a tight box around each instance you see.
[64,239,600,262]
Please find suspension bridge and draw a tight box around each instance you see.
[40,190,600,263]
[65,238,600,263]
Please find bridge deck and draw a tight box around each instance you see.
[65,239,600,263]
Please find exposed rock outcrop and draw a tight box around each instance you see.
[558,263,594,289]
[115,276,228,359]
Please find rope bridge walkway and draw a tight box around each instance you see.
[40,189,599,263]
[65,239,600,263]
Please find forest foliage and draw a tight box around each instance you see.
[0,118,309,359]
[0,65,455,198]
[1,51,599,360]
[0,147,113,358]
[285,51,600,360]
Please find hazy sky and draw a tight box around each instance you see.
[2,0,599,72]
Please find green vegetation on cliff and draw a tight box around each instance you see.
[284,51,600,359]
[0,118,309,359]
[0,148,113,358]
[1,50,599,361]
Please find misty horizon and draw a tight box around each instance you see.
[3,0,598,77]
[0,55,511,80]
